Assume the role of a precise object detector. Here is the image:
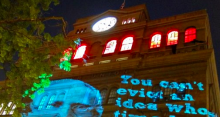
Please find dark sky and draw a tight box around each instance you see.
[46,0,220,82]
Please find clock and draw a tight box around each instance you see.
[92,17,117,32]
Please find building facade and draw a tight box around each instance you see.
[0,4,220,117]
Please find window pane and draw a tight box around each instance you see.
[100,89,107,104]
[74,45,87,59]
[46,95,56,109]
[185,28,196,43]
[107,88,117,104]
[120,37,133,51]
[38,95,48,110]
[152,85,161,102]
[150,34,162,48]
[167,31,178,45]
[9,105,16,115]
[103,40,117,54]
[0,103,4,112]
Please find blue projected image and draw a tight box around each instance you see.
[114,75,216,117]
[26,79,103,117]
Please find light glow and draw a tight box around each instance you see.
[150,33,162,48]
[120,37,133,51]
[167,30,178,45]
[46,95,56,109]
[103,40,117,54]
[185,27,196,43]
[38,95,48,110]
[74,45,87,59]
[9,105,16,115]
[92,17,117,32]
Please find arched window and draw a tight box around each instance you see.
[0,104,3,115]
[38,95,48,110]
[73,45,87,59]
[9,104,16,115]
[150,33,162,48]
[76,29,79,34]
[177,82,187,98]
[1,102,12,115]
[152,85,161,102]
[100,89,108,104]
[107,88,117,104]
[167,30,178,46]
[163,83,173,101]
[120,36,133,51]
[103,40,117,54]
[185,27,196,43]
[46,95,56,109]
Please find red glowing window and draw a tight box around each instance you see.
[150,33,162,48]
[185,28,196,43]
[103,40,117,54]
[74,45,87,59]
[167,30,178,46]
[120,36,133,51]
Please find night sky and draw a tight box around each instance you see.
[46,0,220,83]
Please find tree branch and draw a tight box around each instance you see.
[0,17,67,37]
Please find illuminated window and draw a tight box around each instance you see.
[0,103,3,114]
[122,17,135,25]
[80,29,84,33]
[150,33,162,48]
[2,102,13,115]
[74,45,87,59]
[38,95,48,110]
[132,17,135,23]
[76,29,79,34]
[127,18,131,23]
[46,95,56,109]
[185,27,196,43]
[103,40,117,54]
[107,88,117,104]
[167,30,178,45]
[120,36,133,51]
[100,89,108,104]
[9,104,16,115]
[122,20,126,25]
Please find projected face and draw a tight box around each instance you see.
[70,104,103,117]
[65,80,103,117]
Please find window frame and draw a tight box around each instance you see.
[38,95,49,110]
[120,35,134,52]
[166,29,179,46]
[46,94,57,109]
[150,32,162,49]
[102,39,117,55]
[100,88,108,104]
[107,87,118,104]
[72,44,87,60]
[185,27,196,43]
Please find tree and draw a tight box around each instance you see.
[0,0,70,116]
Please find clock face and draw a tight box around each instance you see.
[92,17,117,32]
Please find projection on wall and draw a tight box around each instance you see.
[114,75,216,117]
[26,79,103,117]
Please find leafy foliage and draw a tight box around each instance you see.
[0,0,69,116]
[22,73,52,99]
